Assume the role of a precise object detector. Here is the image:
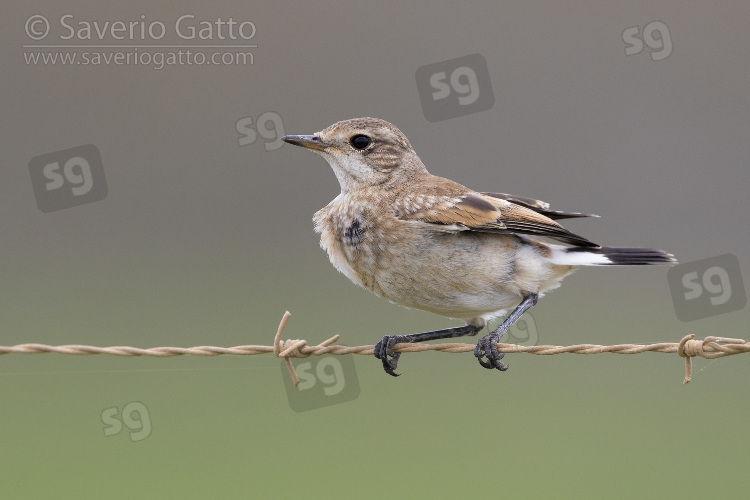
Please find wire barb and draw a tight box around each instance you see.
[1,312,747,384]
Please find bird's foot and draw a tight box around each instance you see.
[474,329,509,371]
[373,335,410,377]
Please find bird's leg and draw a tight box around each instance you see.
[474,292,539,371]
[374,324,482,377]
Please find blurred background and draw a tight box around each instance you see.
[2,0,749,497]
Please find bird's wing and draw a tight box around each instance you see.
[480,192,599,220]
[396,189,599,247]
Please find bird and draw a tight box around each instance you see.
[281,117,676,376]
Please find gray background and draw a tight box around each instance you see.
[2,1,749,498]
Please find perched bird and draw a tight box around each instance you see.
[281,117,676,376]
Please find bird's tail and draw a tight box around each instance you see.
[549,246,677,266]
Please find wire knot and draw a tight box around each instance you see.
[276,339,310,359]
[677,334,748,384]
[678,335,704,359]
[272,311,342,387]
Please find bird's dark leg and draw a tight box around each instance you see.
[474,292,539,371]
[374,324,482,377]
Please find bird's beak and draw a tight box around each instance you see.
[281,134,329,152]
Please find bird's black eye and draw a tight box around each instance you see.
[350,134,372,150]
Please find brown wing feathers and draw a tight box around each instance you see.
[399,193,506,229]
[481,192,599,220]
[484,199,599,247]
[401,190,599,247]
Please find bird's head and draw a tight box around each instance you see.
[282,117,427,192]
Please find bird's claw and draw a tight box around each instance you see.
[374,335,409,377]
[474,331,509,371]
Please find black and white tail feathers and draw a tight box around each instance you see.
[550,246,677,266]
[480,192,676,266]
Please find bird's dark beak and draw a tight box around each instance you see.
[281,134,329,152]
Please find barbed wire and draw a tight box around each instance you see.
[1,311,747,384]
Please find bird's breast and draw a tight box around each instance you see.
[313,197,386,295]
